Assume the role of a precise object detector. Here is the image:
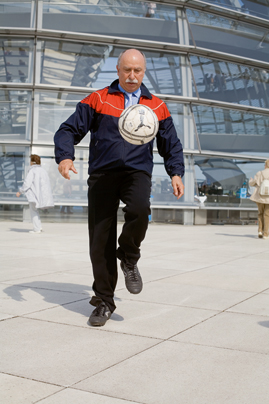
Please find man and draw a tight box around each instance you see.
[54,49,184,326]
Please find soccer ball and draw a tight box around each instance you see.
[118,104,159,145]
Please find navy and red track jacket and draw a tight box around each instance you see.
[54,79,185,178]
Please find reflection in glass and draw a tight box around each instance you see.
[194,156,265,207]
[0,1,32,28]
[166,103,198,150]
[35,92,89,145]
[200,0,269,21]
[39,42,183,95]
[0,145,27,199]
[193,104,269,153]
[152,154,186,206]
[190,56,269,108]
[32,146,90,205]
[186,9,269,63]
[42,0,178,43]
[0,89,31,141]
[0,38,33,83]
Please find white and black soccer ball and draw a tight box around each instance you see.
[118,104,159,145]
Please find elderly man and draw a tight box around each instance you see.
[54,49,185,326]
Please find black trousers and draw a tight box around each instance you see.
[88,170,151,312]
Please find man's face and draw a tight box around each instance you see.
[116,50,146,93]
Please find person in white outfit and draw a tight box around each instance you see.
[249,159,269,239]
[16,154,54,233]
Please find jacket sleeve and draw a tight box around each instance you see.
[156,114,185,178]
[54,102,94,164]
[249,172,261,187]
[19,169,34,194]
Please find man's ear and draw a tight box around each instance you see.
[116,65,119,76]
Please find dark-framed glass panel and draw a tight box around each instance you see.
[0,38,34,84]
[32,146,89,205]
[165,102,199,150]
[38,41,184,96]
[190,55,269,108]
[152,153,187,206]
[194,156,265,207]
[34,91,89,145]
[42,0,178,43]
[0,89,31,141]
[193,104,269,154]
[186,8,269,63]
[0,1,33,28]
[0,145,28,201]
[198,0,269,21]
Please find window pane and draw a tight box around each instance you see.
[0,89,31,141]
[32,146,89,205]
[38,42,184,95]
[34,92,89,145]
[42,0,178,43]
[0,38,34,84]
[152,154,186,206]
[190,55,269,108]
[166,103,198,150]
[0,145,28,201]
[187,9,269,63]
[193,105,269,154]
[194,156,264,207]
[200,0,269,21]
[0,1,32,28]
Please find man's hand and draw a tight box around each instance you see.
[171,175,184,200]
[58,159,78,180]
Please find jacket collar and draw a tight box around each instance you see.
[108,79,152,99]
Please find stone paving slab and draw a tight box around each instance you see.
[1,221,269,404]
[73,341,269,404]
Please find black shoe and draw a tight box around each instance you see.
[89,302,111,326]
[120,259,143,294]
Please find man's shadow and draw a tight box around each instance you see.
[3,281,123,322]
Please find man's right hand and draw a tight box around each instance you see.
[58,159,78,180]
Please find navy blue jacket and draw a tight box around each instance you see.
[54,80,184,178]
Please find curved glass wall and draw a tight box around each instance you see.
[190,56,269,108]
[187,8,269,63]
[0,0,268,224]
[198,0,269,21]
[42,1,178,43]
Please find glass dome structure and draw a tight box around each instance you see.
[0,0,268,224]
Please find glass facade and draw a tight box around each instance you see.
[0,0,268,224]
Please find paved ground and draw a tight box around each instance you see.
[1,220,269,404]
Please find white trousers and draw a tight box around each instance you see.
[29,202,42,232]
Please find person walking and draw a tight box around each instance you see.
[54,49,185,326]
[16,154,54,233]
[249,159,269,239]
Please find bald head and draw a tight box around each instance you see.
[116,49,146,93]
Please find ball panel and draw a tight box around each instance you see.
[118,104,159,145]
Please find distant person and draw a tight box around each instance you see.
[146,2,156,17]
[16,154,54,233]
[249,159,269,239]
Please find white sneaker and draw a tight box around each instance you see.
[258,232,263,238]
[29,230,42,234]
[263,236,269,240]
